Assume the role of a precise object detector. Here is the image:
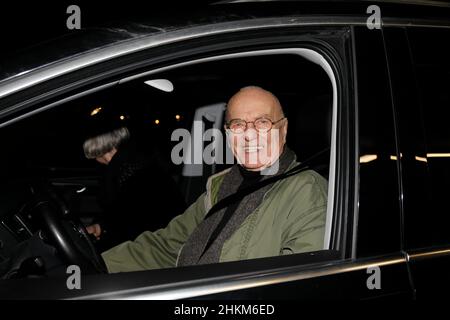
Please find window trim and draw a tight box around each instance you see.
[0,28,353,298]
[0,16,364,100]
[72,252,405,300]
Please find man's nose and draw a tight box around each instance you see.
[244,124,258,141]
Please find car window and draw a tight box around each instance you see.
[0,50,337,280]
[407,27,450,248]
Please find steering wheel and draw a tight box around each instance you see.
[31,182,107,274]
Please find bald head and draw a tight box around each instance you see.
[226,86,284,121]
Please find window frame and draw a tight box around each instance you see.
[0,23,355,299]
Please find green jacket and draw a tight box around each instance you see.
[101,159,328,273]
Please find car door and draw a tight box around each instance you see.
[384,24,450,299]
[0,12,413,300]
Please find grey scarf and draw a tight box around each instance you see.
[177,147,295,266]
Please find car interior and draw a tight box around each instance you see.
[0,52,334,280]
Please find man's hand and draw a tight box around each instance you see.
[86,223,102,240]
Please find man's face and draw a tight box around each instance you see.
[225,88,287,171]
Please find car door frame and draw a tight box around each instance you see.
[0,14,412,300]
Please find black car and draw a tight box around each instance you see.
[0,0,449,300]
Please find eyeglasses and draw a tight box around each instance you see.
[226,117,286,134]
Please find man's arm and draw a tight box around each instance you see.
[101,192,207,273]
[280,170,328,255]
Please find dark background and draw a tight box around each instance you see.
[0,1,214,60]
[1,0,449,61]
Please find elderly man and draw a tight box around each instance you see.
[101,86,328,273]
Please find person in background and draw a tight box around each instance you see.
[83,122,186,251]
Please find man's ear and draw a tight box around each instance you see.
[282,119,288,143]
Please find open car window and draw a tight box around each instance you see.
[0,46,340,296]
